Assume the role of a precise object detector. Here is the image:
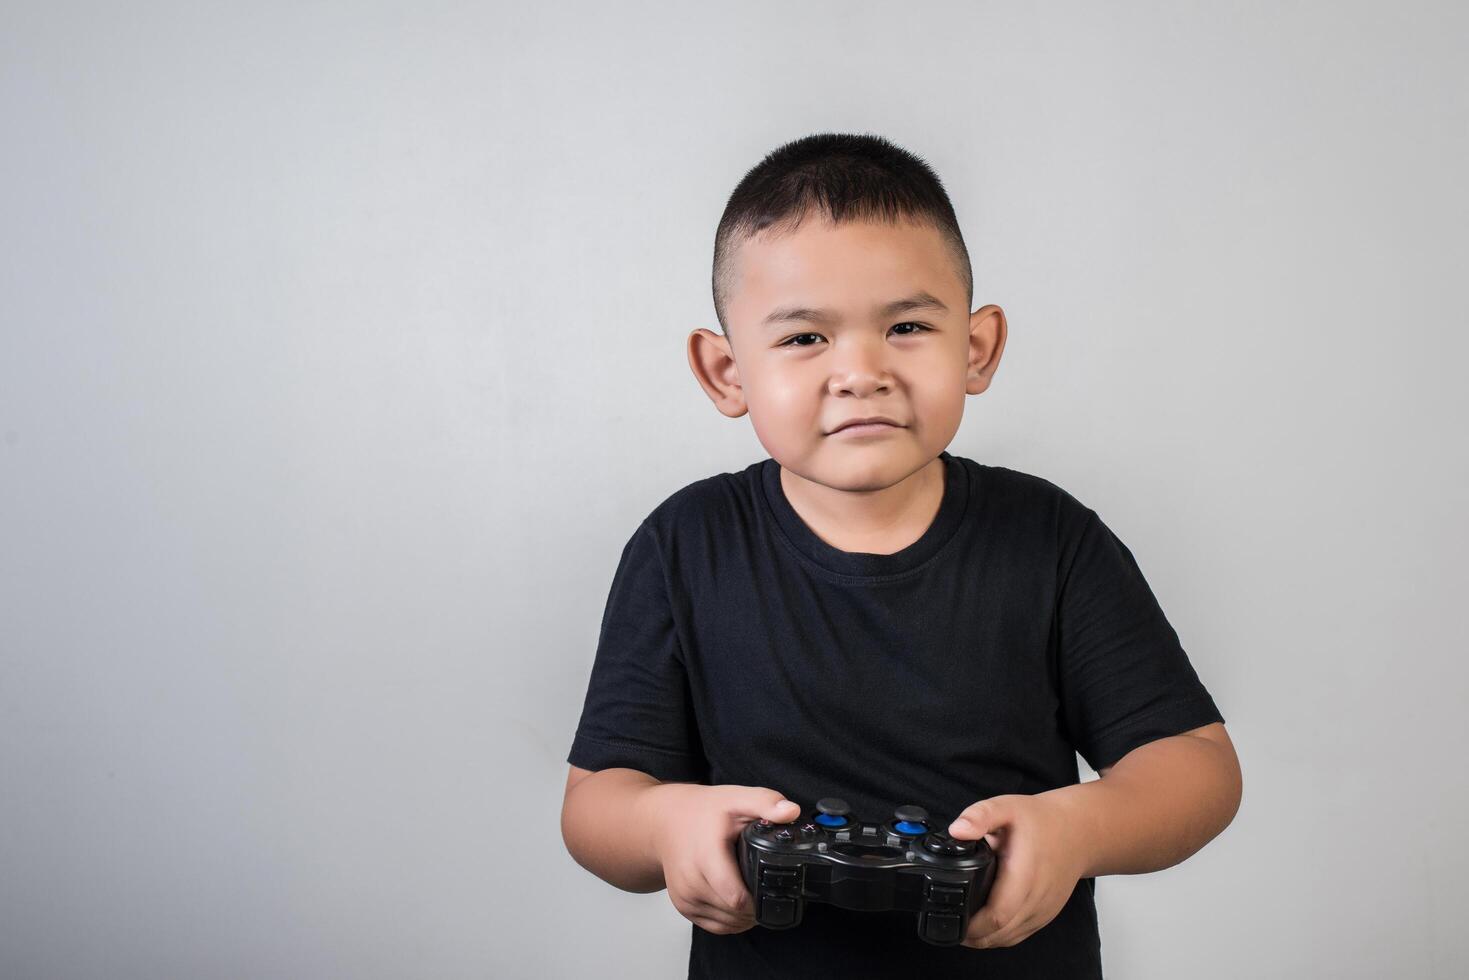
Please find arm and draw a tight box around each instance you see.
[560,763,802,933]
[950,721,1242,948]
[1043,721,1243,877]
[560,764,670,893]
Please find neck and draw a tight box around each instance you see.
[779,455,946,555]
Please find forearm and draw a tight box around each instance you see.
[561,768,673,893]
[1043,733,1243,878]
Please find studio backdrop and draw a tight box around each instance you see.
[1,2,1464,978]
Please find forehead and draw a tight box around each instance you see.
[728,216,959,319]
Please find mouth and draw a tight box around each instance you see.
[828,418,904,436]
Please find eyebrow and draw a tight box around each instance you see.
[762,291,949,328]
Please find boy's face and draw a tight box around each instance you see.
[689,215,1005,492]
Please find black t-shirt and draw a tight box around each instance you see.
[567,451,1224,978]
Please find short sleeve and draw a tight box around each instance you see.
[1055,509,1224,772]
[566,520,707,782]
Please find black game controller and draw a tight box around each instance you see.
[737,797,998,946]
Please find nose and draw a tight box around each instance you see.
[827,336,892,397]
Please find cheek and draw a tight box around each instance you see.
[908,366,969,430]
[743,368,819,446]
[747,367,814,416]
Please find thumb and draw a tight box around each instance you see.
[726,786,801,823]
[949,796,1014,840]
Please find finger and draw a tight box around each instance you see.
[965,898,1020,947]
[976,868,1066,948]
[694,863,755,929]
[686,898,751,934]
[702,847,755,920]
[666,870,709,922]
[763,797,801,822]
[963,850,1032,945]
[677,887,748,933]
[667,867,741,931]
[949,795,1016,841]
[692,913,751,935]
[975,908,1044,949]
[969,884,1046,949]
[721,786,801,824]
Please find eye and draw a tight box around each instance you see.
[777,323,932,348]
[891,322,931,337]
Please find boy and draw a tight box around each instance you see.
[560,132,1241,978]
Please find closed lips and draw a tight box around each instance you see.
[831,417,902,432]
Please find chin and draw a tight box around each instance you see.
[810,449,923,490]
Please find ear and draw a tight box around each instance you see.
[966,304,1007,395]
[687,328,749,419]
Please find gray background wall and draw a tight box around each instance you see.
[2,1,1465,977]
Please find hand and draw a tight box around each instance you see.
[947,792,1092,949]
[643,783,800,935]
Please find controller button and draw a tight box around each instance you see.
[760,896,797,927]
[799,822,819,834]
[894,820,927,835]
[813,813,849,828]
[815,797,851,817]
[894,805,929,825]
[924,911,963,943]
[774,828,794,841]
[928,884,965,907]
[760,867,799,888]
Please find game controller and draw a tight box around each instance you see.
[736,797,998,945]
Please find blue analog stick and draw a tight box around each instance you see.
[893,805,929,835]
[814,797,851,827]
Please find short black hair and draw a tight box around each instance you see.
[711,132,973,336]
